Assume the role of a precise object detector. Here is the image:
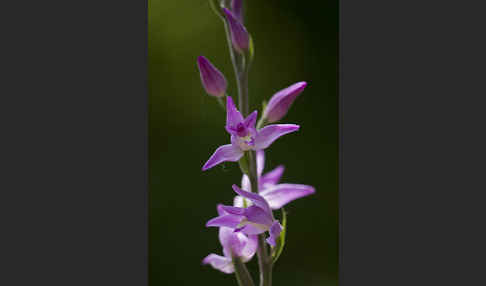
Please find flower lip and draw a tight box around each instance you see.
[235,122,248,137]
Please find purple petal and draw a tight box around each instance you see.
[259,165,285,189]
[221,205,246,215]
[266,221,283,247]
[202,254,234,274]
[233,195,253,208]
[202,144,244,171]
[223,8,249,54]
[233,195,245,208]
[206,214,243,228]
[231,0,244,23]
[225,96,244,134]
[237,224,266,235]
[243,110,258,129]
[244,205,273,227]
[219,227,256,261]
[240,234,258,262]
[260,184,316,209]
[197,56,227,97]
[253,124,300,150]
[232,184,271,214]
[219,227,245,257]
[263,82,307,122]
[256,150,265,177]
[241,174,251,192]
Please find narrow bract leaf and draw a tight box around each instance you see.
[248,35,255,62]
[261,100,267,112]
[256,100,268,129]
[238,153,249,175]
[272,208,287,263]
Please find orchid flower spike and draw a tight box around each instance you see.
[197,56,227,97]
[203,205,258,274]
[206,185,283,247]
[235,150,315,209]
[223,8,249,54]
[202,96,300,171]
[262,81,307,123]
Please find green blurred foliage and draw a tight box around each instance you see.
[149,0,338,285]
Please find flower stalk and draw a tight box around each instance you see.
[257,235,272,286]
[201,1,315,285]
[221,1,267,283]
[220,1,271,283]
[217,2,271,282]
[233,256,256,286]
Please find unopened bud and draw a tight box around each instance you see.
[263,82,307,123]
[223,8,249,54]
[197,56,227,97]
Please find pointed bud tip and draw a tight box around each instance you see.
[286,81,308,95]
[222,7,232,17]
[196,56,209,68]
[296,81,307,89]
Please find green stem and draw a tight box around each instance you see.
[248,151,273,286]
[233,256,256,286]
[216,96,226,111]
[256,235,273,286]
[217,2,271,284]
[238,70,249,116]
[221,16,245,114]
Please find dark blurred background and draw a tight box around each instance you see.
[149,0,338,285]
